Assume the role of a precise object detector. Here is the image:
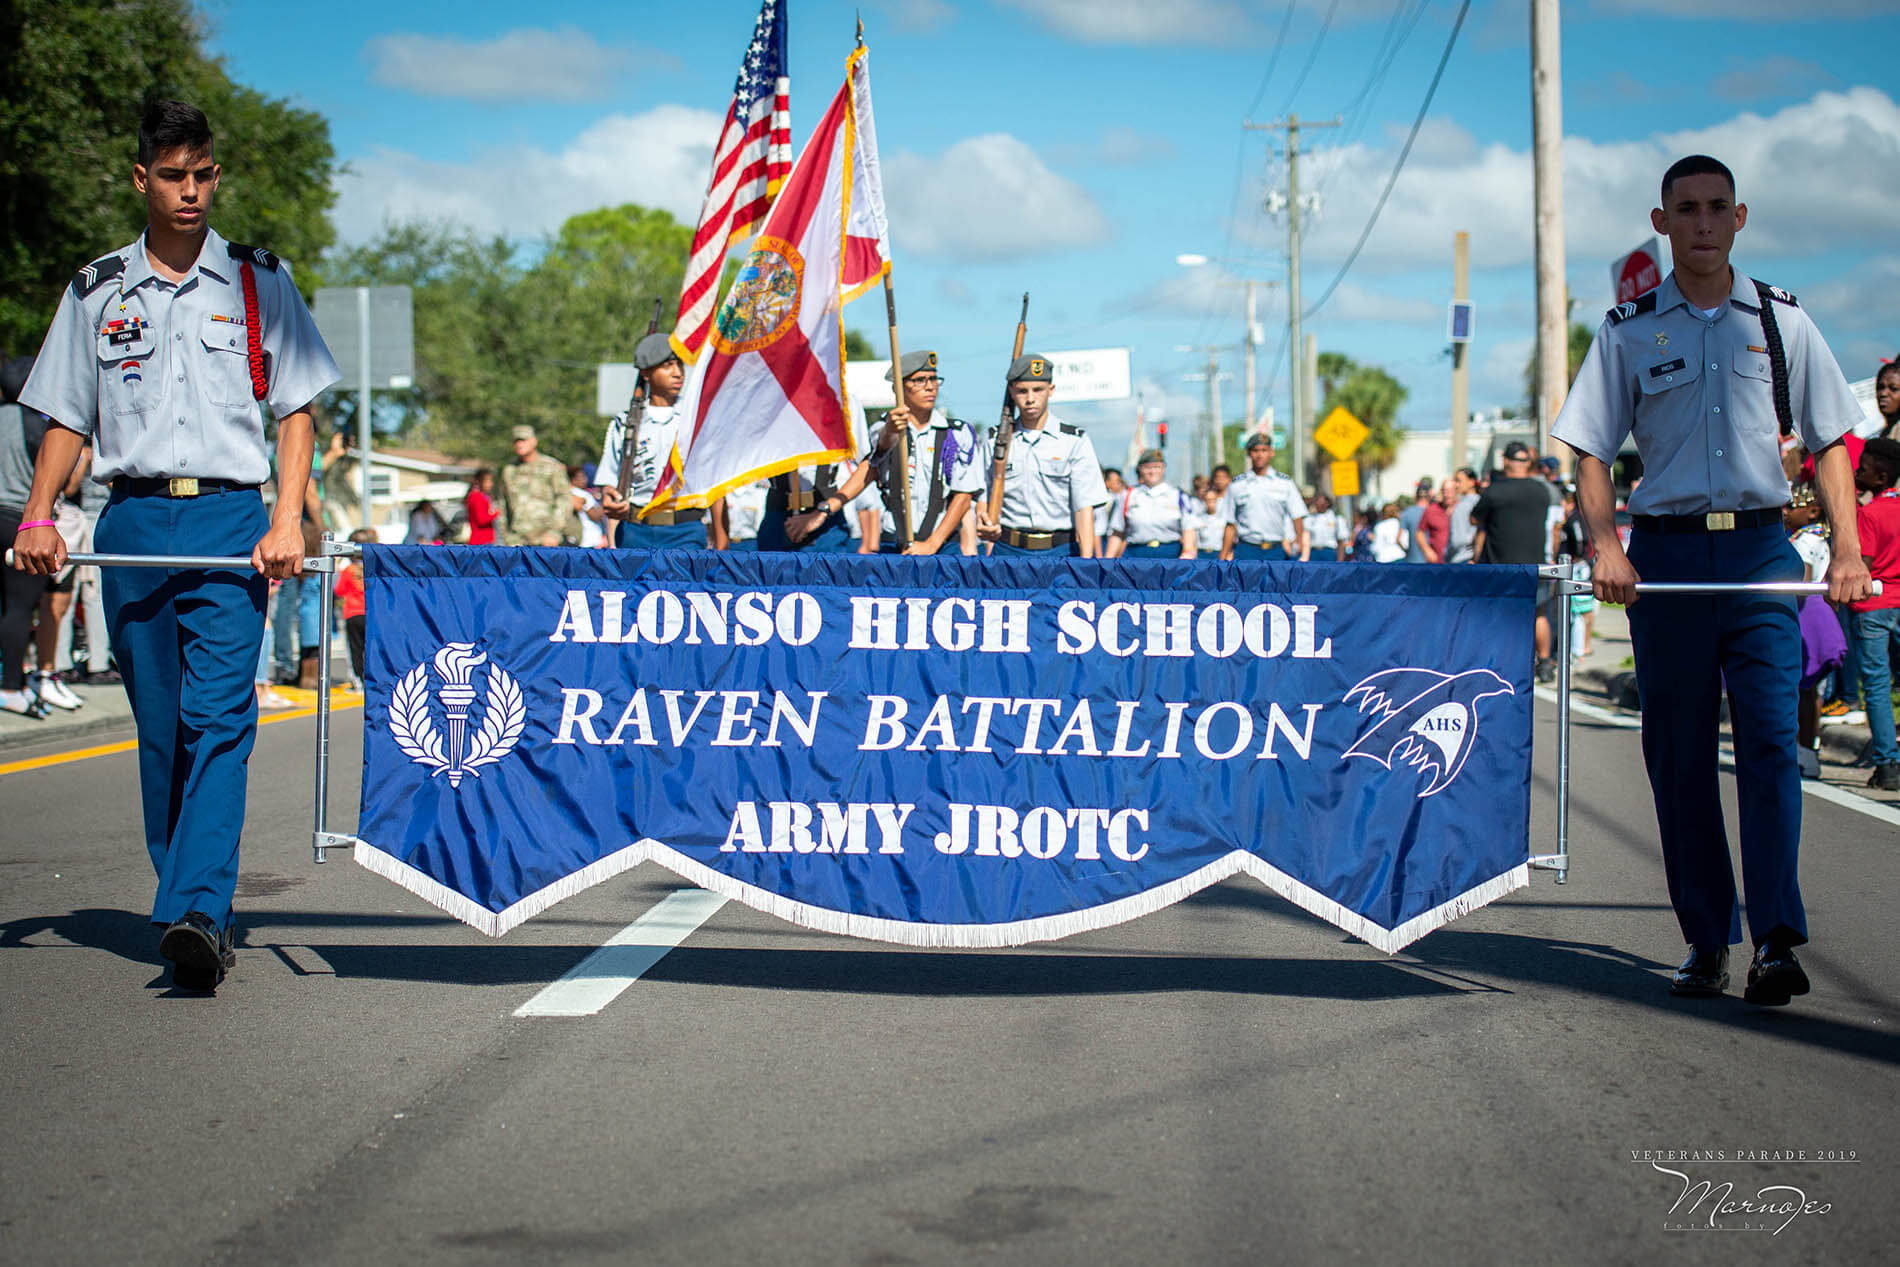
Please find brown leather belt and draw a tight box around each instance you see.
[640,507,703,526]
[765,489,818,513]
[1002,528,1074,549]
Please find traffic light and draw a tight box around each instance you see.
[1157,421,1168,449]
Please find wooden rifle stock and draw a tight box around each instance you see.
[616,298,665,501]
[984,293,1031,521]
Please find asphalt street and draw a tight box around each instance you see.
[2,689,1897,1266]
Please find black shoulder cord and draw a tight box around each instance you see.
[1752,280,1794,438]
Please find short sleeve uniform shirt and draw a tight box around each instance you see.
[1222,469,1307,545]
[972,414,1108,532]
[20,227,340,485]
[1551,269,1860,516]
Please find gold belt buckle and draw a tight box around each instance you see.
[168,477,199,497]
[1704,511,1735,531]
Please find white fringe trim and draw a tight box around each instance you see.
[351,837,1528,953]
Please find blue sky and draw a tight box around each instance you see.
[199,0,1900,471]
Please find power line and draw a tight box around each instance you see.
[1301,0,1471,322]
[1244,0,1302,120]
[1273,0,1344,120]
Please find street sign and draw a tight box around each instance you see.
[1329,460,1360,497]
[1314,406,1369,460]
[312,286,414,388]
[1044,347,1132,402]
[1611,238,1663,304]
[1447,299,1475,344]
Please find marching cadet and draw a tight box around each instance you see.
[1104,449,1196,559]
[1553,154,1871,1007]
[794,350,983,554]
[597,332,714,549]
[498,423,578,546]
[1221,433,1309,560]
[757,459,868,552]
[11,100,341,992]
[971,354,1108,557]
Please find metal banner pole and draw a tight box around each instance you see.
[313,534,336,863]
[1552,557,1572,884]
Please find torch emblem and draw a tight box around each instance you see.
[388,643,527,788]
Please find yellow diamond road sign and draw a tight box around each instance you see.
[1314,406,1369,460]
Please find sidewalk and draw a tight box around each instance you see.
[0,649,357,754]
[1563,602,1893,803]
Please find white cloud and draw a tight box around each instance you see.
[1319,282,1440,325]
[365,26,642,104]
[1049,126,1178,169]
[884,134,1111,260]
[1293,88,1900,277]
[331,104,723,243]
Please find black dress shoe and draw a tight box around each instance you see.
[1743,943,1810,1007]
[1670,945,1729,997]
[159,912,235,992]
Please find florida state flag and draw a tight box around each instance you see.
[670,44,891,507]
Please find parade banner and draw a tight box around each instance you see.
[354,547,1537,953]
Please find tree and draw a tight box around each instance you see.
[0,0,336,350]
[322,205,702,468]
[843,328,877,361]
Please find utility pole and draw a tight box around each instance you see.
[1451,230,1470,473]
[1248,114,1340,488]
[1205,346,1223,477]
[1244,280,1259,437]
[1531,0,1568,452]
[1303,333,1318,476]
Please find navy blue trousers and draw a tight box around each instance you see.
[1229,542,1289,561]
[1626,523,1806,949]
[755,509,853,553]
[615,519,706,550]
[989,540,1084,558]
[95,487,269,928]
[1120,543,1183,560]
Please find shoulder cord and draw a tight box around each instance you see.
[1751,280,1793,438]
[240,261,267,400]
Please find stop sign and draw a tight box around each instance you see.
[1612,238,1662,303]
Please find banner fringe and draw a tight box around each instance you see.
[350,838,1528,953]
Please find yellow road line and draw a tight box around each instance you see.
[0,693,362,777]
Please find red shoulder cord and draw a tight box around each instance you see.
[239,260,267,400]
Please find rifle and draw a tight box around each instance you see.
[984,293,1031,522]
[616,298,665,503]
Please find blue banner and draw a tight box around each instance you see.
[355,547,1538,952]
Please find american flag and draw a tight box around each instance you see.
[672,0,791,364]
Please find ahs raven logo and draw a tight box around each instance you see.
[1343,667,1514,797]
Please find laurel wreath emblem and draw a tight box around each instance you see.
[388,655,527,783]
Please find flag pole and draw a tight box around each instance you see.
[883,273,914,549]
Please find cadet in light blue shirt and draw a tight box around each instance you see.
[1551,153,1869,1009]
[1104,449,1196,559]
[1221,433,1309,561]
[12,100,340,993]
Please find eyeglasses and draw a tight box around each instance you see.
[905,375,943,386]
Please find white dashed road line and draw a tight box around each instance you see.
[1535,685,1900,825]
[514,888,728,1018]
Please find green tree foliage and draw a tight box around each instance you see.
[323,205,697,468]
[0,0,336,351]
[1315,353,1409,479]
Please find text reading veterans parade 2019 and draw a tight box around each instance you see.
[354,547,1539,951]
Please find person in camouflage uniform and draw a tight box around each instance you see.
[498,424,579,546]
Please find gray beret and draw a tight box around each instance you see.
[635,332,680,371]
[885,349,939,382]
[1006,353,1053,384]
[1245,432,1274,451]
